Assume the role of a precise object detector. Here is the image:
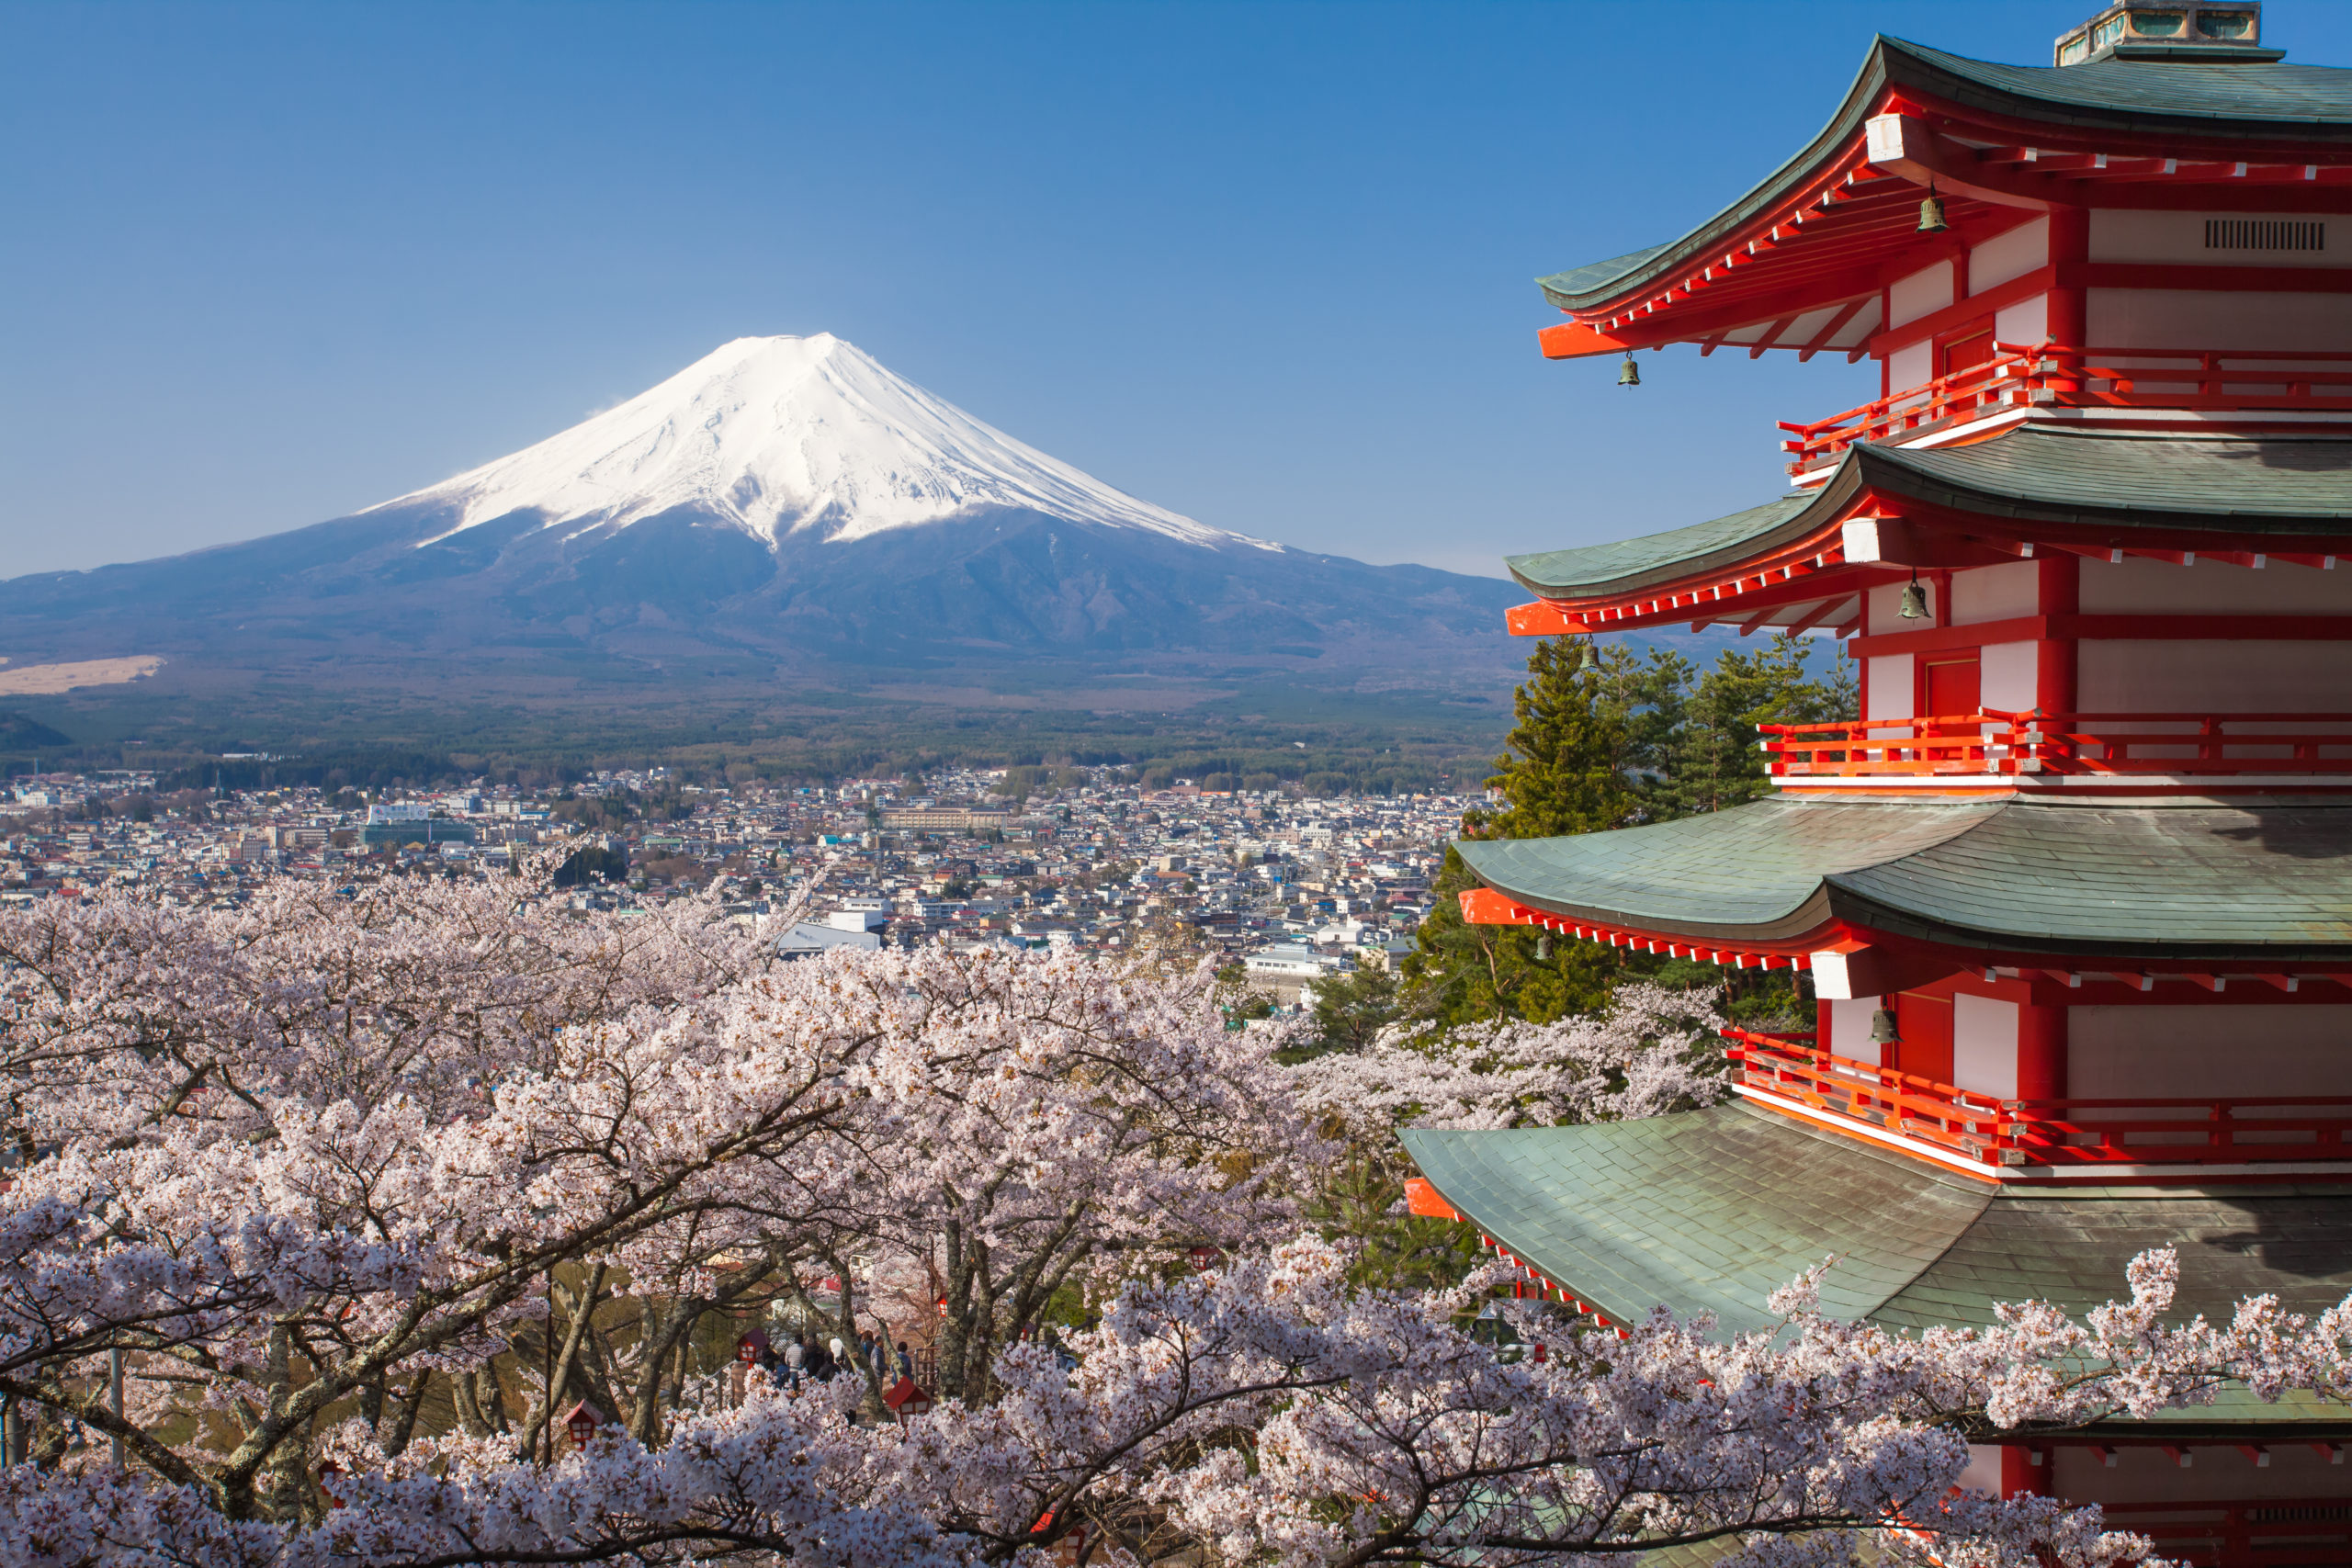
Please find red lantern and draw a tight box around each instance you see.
[1532,1342,1548,1363]
[563,1400,605,1451]
[736,1327,769,1365]
[937,1295,950,1319]
[1186,1245,1222,1273]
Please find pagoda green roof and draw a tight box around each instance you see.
[1505,426,2352,600]
[1456,795,2352,963]
[1540,37,2352,313]
[1403,1104,2352,1432]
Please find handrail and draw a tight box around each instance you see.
[1782,342,2352,474]
[1723,1029,2352,1168]
[1760,710,2352,779]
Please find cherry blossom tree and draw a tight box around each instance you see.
[0,861,1308,1526]
[2,1235,2346,1567]
[1,872,2348,1568]
[1289,980,1730,1136]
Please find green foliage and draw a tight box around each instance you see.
[1298,965,1401,1059]
[1477,637,1635,840]
[1400,635,1854,1032]
[1305,1150,1486,1293]
[1600,637,1857,819]
[1400,849,1628,1027]
[553,843,628,887]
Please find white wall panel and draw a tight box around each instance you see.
[2069,1005,2352,1099]
[1827,997,1882,1065]
[1889,260,1955,328]
[1979,641,2038,712]
[2090,209,2352,267]
[1970,218,2049,292]
[1951,561,2040,625]
[1994,293,2047,346]
[2079,556,2352,614]
[1952,995,2019,1100]
[1888,339,1932,392]
[1866,655,1915,719]
[2086,289,2352,351]
[2078,640,2352,711]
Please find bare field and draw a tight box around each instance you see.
[0,656,164,695]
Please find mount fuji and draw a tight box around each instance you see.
[0,335,1522,726]
[383,334,1261,553]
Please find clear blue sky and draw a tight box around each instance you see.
[7,1,2349,581]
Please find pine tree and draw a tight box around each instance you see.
[1402,637,1635,1026]
[1479,637,1634,839]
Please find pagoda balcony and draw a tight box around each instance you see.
[1779,344,2352,480]
[1723,1029,2352,1171]
[1760,710,2352,785]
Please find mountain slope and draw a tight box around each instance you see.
[0,335,1523,716]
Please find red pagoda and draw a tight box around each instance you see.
[1402,4,2352,1560]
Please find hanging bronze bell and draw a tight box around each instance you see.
[1917,184,1949,234]
[1899,578,1929,620]
[1871,1008,1902,1045]
[1616,353,1640,387]
[1577,640,1600,673]
[1536,934,1555,961]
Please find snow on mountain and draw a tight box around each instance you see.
[373,333,1272,552]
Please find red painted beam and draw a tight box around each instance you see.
[1505,601,1590,637]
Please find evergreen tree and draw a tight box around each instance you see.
[1402,634,1857,1031]
[1478,637,1634,839]
[1402,638,1635,1026]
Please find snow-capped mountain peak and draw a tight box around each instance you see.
[373,334,1271,551]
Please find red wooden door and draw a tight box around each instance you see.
[1894,992,1954,1088]
[1922,654,1981,720]
[1940,328,1995,378]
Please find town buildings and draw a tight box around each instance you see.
[0,766,1451,1003]
[1408,6,2352,1557]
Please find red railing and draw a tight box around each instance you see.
[1724,1029,2352,1168]
[1760,710,2352,780]
[1781,343,2352,475]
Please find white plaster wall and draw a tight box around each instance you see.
[1868,581,1922,628]
[1951,561,2040,625]
[2077,640,2352,711]
[2085,288,2352,351]
[1827,997,1882,1065]
[1980,641,2038,712]
[1866,655,1915,719]
[2090,209,2352,268]
[1952,994,2019,1100]
[1888,339,1932,392]
[2079,556,2352,614]
[1994,293,2047,346]
[1889,260,1956,328]
[2069,1005,2352,1099]
[1970,218,2049,292]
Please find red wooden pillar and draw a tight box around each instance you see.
[2047,207,2088,347]
[2036,553,2078,755]
[2017,1002,2067,1102]
[2045,206,2089,417]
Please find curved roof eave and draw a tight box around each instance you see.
[1538,36,2352,316]
[1457,797,2352,963]
[1851,428,2352,536]
[1504,457,1864,600]
[1505,429,2352,603]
